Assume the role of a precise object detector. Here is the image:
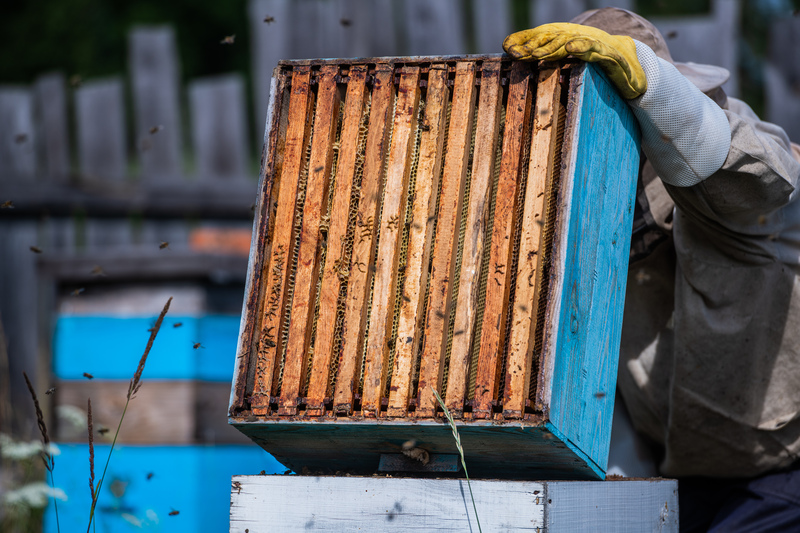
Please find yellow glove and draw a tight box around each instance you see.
[503,23,646,99]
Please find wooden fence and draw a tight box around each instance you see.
[2,0,799,437]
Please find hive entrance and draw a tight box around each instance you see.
[244,57,568,421]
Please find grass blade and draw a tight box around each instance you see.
[87,296,171,531]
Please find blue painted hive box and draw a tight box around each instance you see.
[229,55,641,480]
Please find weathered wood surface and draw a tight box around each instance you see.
[231,74,286,413]
[75,78,127,181]
[130,26,183,179]
[503,67,560,418]
[280,65,340,415]
[0,180,257,217]
[543,64,640,474]
[473,62,534,418]
[307,66,368,412]
[447,59,502,413]
[189,74,250,180]
[387,66,448,417]
[332,64,394,415]
[403,0,465,56]
[195,381,252,444]
[0,87,36,178]
[473,0,511,54]
[250,67,313,414]
[361,66,420,416]
[33,73,70,182]
[56,380,196,444]
[417,62,476,417]
[231,417,601,479]
[230,476,679,532]
[38,250,247,282]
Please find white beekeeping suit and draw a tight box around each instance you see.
[506,7,800,479]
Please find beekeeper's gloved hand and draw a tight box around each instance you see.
[504,21,732,188]
[504,23,646,99]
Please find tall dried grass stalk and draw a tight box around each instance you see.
[88,297,172,531]
[23,370,60,532]
[23,371,51,469]
[430,386,482,533]
[128,296,172,399]
[87,398,95,501]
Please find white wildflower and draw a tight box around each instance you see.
[56,404,87,430]
[0,433,61,461]
[3,482,67,508]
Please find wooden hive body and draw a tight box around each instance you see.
[229,55,640,480]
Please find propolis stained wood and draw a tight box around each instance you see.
[230,55,641,480]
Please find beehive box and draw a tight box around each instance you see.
[229,55,640,480]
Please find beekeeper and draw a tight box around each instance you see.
[505,7,800,530]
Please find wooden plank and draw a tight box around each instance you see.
[54,445,283,532]
[189,74,250,179]
[417,62,476,417]
[473,62,534,418]
[403,0,466,56]
[85,219,133,250]
[56,380,195,444]
[387,66,449,417]
[1,180,257,217]
[250,67,313,414]
[279,65,341,415]
[230,476,679,533]
[342,0,397,58]
[231,476,546,532]
[129,26,183,179]
[53,315,198,380]
[75,78,127,181]
[33,73,71,182]
[0,221,39,430]
[248,0,292,136]
[0,87,36,179]
[232,73,287,412]
[446,59,502,413]
[195,381,252,444]
[546,480,678,531]
[306,66,368,413]
[503,68,561,418]
[544,64,640,472]
[473,0,511,54]
[40,250,245,283]
[332,64,394,414]
[361,66,420,417]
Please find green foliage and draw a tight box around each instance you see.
[0,0,249,84]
